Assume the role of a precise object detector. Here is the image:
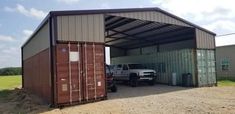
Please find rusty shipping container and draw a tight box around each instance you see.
[55,42,106,105]
[22,11,107,107]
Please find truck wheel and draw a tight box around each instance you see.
[111,85,117,92]
[148,80,155,86]
[130,74,138,87]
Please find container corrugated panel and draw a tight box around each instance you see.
[197,49,216,86]
[111,49,196,86]
[56,42,106,105]
[23,48,51,103]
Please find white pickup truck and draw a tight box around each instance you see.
[110,64,157,87]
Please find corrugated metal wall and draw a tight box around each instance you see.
[126,40,195,56]
[23,22,50,60]
[57,14,105,43]
[196,50,216,86]
[216,46,235,80]
[23,48,51,103]
[196,29,215,49]
[111,49,196,86]
[108,11,192,27]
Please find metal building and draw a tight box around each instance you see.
[216,45,235,80]
[22,7,216,106]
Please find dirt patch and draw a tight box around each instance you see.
[1,85,235,114]
[0,88,50,114]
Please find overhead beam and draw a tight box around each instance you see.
[106,24,172,43]
[117,27,192,47]
[117,28,193,46]
[105,16,115,22]
[105,44,127,50]
[122,31,193,49]
[106,19,136,31]
[129,36,193,49]
[105,18,126,28]
[105,29,153,44]
[106,21,154,38]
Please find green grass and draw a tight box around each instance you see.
[218,80,235,87]
[0,75,22,90]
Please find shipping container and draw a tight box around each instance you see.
[55,42,106,105]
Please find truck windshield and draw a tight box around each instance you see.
[128,64,145,69]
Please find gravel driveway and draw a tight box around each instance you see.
[42,84,235,114]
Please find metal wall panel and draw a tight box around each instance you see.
[108,11,192,27]
[126,39,195,55]
[23,48,51,103]
[57,14,105,43]
[196,29,215,49]
[111,49,197,86]
[216,45,235,80]
[23,22,50,60]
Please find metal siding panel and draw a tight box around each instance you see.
[68,16,76,41]
[99,14,105,42]
[81,15,88,42]
[23,48,51,103]
[57,16,62,40]
[87,15,94,42]
[62,16,69,41]
[75,15,82,42]
[23,22,50,60]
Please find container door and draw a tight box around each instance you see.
[82,43,106,101]
[56,43,83,104]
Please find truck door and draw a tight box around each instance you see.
[122,64,129,80]
[114,64,122,80]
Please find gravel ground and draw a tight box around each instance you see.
[42,84,235,114]
[1,84,235,114]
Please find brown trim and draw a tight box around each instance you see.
[21,47,24,88]
[49,16,55,106]
[56,40,105,45]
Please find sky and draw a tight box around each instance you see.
[0,0,235,68]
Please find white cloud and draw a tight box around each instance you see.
[0,35,15,42]
[216,35,235,46]
[57,0,80,4]
[151,0,235,21]
[4,4,47,20]
[203,20,235,33]
[100,3,111,9]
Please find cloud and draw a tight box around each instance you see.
[216,34,235,46]
[100,3,111,9]
[151,0,235,21]
[203,20,235,33]
[0,35,15,42]
[57,0,80,4]
[4,4,47,20]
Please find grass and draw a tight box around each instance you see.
[218,80,235,87]
[0,75,22,90]
[0,75,21,100]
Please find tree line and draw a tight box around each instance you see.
[0,67,22,76]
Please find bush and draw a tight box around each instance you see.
[0,67,22,76]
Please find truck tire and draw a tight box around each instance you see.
[148,79,155,86]
[110,85,117,92]
[130,74,138,87]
